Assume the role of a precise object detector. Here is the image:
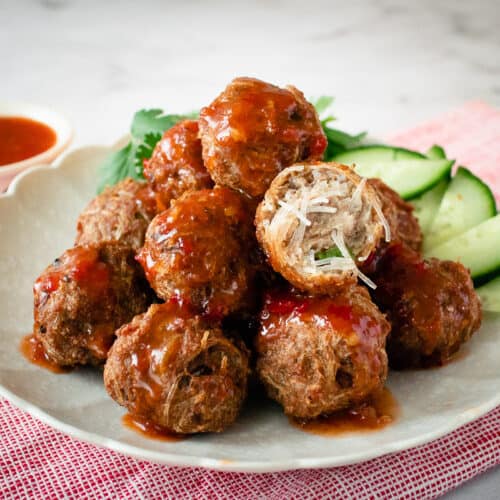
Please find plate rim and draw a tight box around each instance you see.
[1,144,499,473]
[1,380,498,473]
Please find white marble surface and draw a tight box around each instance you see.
[2,0,500,148]
[1,0,499,495]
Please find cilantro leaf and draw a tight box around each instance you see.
[312,96,367,160]
[97,143,136,193]
[312,96,335,116]
[131,109,194,141]
[323,127,367,160]
[97,109,197,193]
[135,131,163,175]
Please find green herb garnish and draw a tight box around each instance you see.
[315,246,343,260]
[312,96,367,160]
[97,109,197,193]
[97,95,365,193]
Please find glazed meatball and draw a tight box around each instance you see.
[256,162,389,293]
[199,77,327,198]
[256,286,390,419]
[33,242,152,367]
[136,187,257,318]
[76,178,157,251]
[143,120,213,211]
[370,244,482,368]
[368,178,422,253]
[104,301,249,434]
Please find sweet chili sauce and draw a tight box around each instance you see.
[291,388,399,436]
[259,288,398,436]
[0,117,56,166]
[19,333,70,374]
[122,413,186,442]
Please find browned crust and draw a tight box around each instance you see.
[75,178,157,251]
[255,286,390,418]
[104,303,250,433]
[33,242,152,367]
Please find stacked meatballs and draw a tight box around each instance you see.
[32,76,482,436]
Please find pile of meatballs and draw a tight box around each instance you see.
[32,77,482,435]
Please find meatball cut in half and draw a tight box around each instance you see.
[137,187,257,318]
[256,162,391,293]
[143,120,213,211]
[199,77,327,199]
[104,301,250,434]
[371,244,482,369]
[256,286,390,419]
[33,242,152,367]
[76,178,157,251]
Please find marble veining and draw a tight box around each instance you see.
[1,0,498,148]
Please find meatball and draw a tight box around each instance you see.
[33,242,152,367]
[255,286,390,419]
[136,187,257,318]
[370,244,482,368]
[255,162,389,293]
[104,301,249,434]
[143,120,213,211]
[368,178,422,253]
[199,77,327,199]
[75,178,157,251]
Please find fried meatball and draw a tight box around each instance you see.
[368,178,422,253]
[256,162,389,293]
[199,77,327,199]
[143,120,213,211]
[136,187,256,318]
[371,244,482,368]
[256,286,390,419]
[75,178,157,251]
[104,301,249,434]
[33,243,152,367]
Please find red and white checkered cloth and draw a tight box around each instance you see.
[1,102,500,499]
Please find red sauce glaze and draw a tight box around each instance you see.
[135,183,159,217]
[259,289,383,344]
[19,333,70,374]
[291,387,398,436]
[199,77,327,198]
[203,79,325,155]
[34,247,110,297]
[122,413,186,442]
[136,187,254,318]
[125,301,195,415]
[143,120,213,211]
[0,117,57,166]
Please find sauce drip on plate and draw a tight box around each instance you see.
[122,413,186,442]
[0,117,56,166]
[290,387,398,436]
[20,333,70,374]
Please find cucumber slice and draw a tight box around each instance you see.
[424,167,497,251]
[410,145,449,235]
[410,179,449,234]
[477,277,500,313]
[426,145,447,159]
[426,214,500,283]
[332,146,452,199]
[333,145,425,164]
[352,159,453,200]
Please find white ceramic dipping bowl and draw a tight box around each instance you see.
[0,102,73,191]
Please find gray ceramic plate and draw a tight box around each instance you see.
[1,146,499,472]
